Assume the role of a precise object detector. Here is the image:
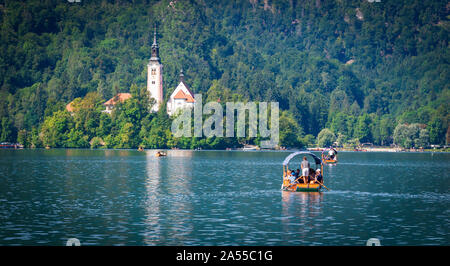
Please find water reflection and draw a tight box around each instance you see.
[143,150,194,245]
[324,163,336,177]
[166,150,194,244]
[281,191,324,219]
[168,150,194,158]
[143,151,162,245]
[281,191,325,244]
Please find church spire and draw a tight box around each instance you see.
[152,26,157,46]
[179,68,184,82]
[150,25,160,62]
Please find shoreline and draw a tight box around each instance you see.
[308,147,450,153]
[2,147,449,153]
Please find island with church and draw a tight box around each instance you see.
[0,0,447,152]
[67,29,195,118]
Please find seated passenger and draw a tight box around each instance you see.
[284,169,290,178]
[288,170,297,183]
[315,169,323,184]
[309,168,316,181]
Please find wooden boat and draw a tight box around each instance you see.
[0,142,24,149]
[155,151,167,157]
[138,146,144,151]
[281,151,327,192]
[282,181,322,192]
[242,145,260,151]
[322,157,337,164]
[321,148,338,164]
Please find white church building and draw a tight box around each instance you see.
[147,29,195,115]
[166,69,195,116]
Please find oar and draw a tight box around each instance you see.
[317,181,330,191]
[283,176,302,189]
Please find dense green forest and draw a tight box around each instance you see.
[0,0,448,149]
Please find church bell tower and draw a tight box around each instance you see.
[147,27,163,112]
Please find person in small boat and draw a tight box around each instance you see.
[285,169,291,178]
[294,169,300,179]
[288,170,297,183]
[328,147,336,160]
[295,169,304,183]
[301,157,310,183]
[315,169,323,184]
[328,149,334,159]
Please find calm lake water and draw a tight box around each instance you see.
[0,149,448,246]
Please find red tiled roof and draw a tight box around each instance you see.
[66,102,74,112]
[173,90,187,100]
[103,93,132,106]
[185,94,194,103]
[180,81,194,97]
[173,89,195,103]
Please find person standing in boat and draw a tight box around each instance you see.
[301,157,310,183]
[328,148,335,160]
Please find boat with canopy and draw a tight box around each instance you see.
[281,151,328,192]
[321,147,338,164]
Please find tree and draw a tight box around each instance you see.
[29,127,42,148]
[415,128,430,148]
[379,116,395,146]
[90,136,104,149]
[40,110,74,147]
[72,92,103,139]
[429,117,446,145]
[355,114,372,143]
[279,111,304,148]
[329,112,351,137]
[393,124,410,148]
[0,117,15,143]
[317,128,336,147]
[393,123,430,148]
[115,122,136,148]
[329,89,350,115]
[301,134,316,147]
[349,101,361,116]
[17,129,28,147]
[66,128,89,148]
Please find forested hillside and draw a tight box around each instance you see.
[0,0,448,149]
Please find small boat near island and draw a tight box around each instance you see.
[0,142,24,149]
[281,152,328,192]
[242,145,260,151]
[155,151,167,157]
